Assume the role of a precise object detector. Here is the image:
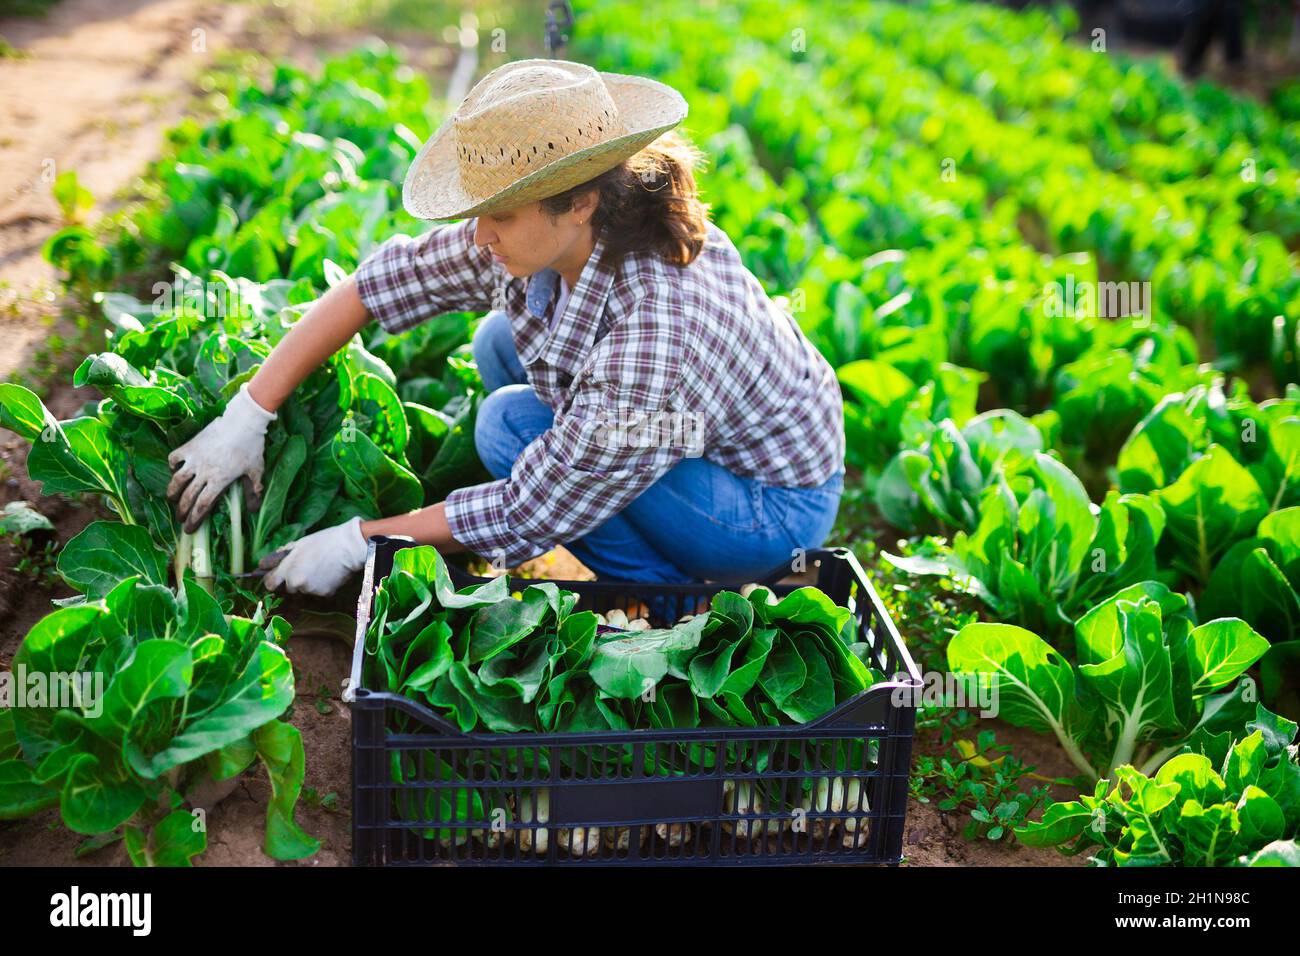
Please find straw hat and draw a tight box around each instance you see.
[402,58,688,221]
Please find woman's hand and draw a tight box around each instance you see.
[167,385,275,532]
[259,504,469,596]
[261,516,369,596]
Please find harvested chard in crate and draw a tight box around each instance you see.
[348,536,920,866]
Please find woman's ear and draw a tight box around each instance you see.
[574,187,599,223]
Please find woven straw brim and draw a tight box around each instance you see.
[403,71,688,221]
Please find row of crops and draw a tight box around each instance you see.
[0,0,1298,864]
[571,0,1300,864]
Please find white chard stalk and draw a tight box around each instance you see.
[808,776,870,848]
[839,779,869,848]
[174,528,194,586]
[226,483,244,577]
[191,518,215,596]
[602,826,637,851]
[515,788,550,854]
[722,779,767,839]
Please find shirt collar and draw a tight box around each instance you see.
[525,268,560,319]
[518,231,616,373]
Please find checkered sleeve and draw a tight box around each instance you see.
[354,218,498,333]
[444,289,695,567]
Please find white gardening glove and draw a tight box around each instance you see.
[167,384,276,533]
[260,516,369,596]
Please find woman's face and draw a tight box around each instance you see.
[472,192,598,279]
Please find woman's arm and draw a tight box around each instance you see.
[255,275,475,552]
[254,217,500,408]
[247,276,370,412]
[253,221,515,593]
[361,501,467,554]
[166,277,373,529]
[353,218,505,335]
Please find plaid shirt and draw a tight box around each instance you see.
[354,217,845,567]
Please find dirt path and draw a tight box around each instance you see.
[0,0,256,384]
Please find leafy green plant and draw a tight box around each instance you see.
[1200,506,1300,719]
[1016,705,1300,866]
[910,727,1052,842]
[0,577,317,865]
[1049,323,1207,485]
[947,582,1269,784]
[1118,380,1300,584]
[301,787,340,812]
[52,171,94,225]
[875,410,1044,534]
[0,500,54,534]
[8,538,61,590]
[1,501,59,587]
[852,537,980,673]
[886,459,1163,635]
[837,357,983,495]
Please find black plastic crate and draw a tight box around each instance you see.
[347,536,922,866]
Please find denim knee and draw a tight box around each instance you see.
[474,384,552,479]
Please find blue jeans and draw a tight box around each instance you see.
[470,311,844,584]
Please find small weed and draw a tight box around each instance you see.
[911,721,1053,843]
[301,788,340,812]
[7,535,61,588]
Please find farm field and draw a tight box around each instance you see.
[1,0,1299,872]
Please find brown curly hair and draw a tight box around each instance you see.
[539,129,712,267]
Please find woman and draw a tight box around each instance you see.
[165,59,845,596]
